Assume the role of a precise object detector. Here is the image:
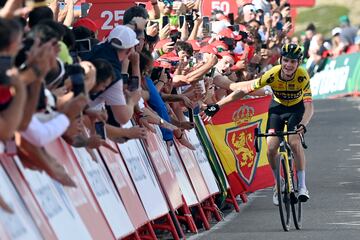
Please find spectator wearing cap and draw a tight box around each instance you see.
[73,17,99,39]
[331,27,343,57]
[87,25,141,126]
[338,15,358,46]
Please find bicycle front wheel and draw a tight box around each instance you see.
[289,152,302,230]
[277,153,291,231]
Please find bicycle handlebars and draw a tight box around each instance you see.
[254,128,308,152]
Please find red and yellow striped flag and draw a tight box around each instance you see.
[205,96,274,195]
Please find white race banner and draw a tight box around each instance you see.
[72,147,135,238]
[168,145,198,206]
[14,157,92,240]
[0,164,42,240]
[118,121,169,220]
[186,129,220,195]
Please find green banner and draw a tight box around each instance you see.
[310,52,360,99]
[194,115,228,205]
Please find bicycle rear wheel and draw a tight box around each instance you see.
[277,154,291,231]
[289,152,302,230]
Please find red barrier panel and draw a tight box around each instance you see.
[69,145,136,239]
[45,140,116,240]
[146,126,184,210]
[0,162,44,239]
[97,140,149,229]
[0,156,56,239]
[13,155,94,239]
[174,139,211,203]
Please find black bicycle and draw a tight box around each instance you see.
[254,127,307,231]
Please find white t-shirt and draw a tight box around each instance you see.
[89,80,126,108]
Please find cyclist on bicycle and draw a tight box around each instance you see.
[203,43,314,205]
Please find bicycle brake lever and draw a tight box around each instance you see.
[299,133,308,149]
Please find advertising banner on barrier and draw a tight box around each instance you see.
[186,129,220,196]
[85,0,146,40]
[194,115,229,203]
[117,121,169,220]
[46,141,115,240]
[14,157,93,240]
[310,52,360,99]
[175,139,211,203]
[168,145,198,206]
[70,146,135,239]
[205,96,274,195]
[0,164,43,240]
[145,126,184,210]
[98,140,149,229]
[0,156,56,240]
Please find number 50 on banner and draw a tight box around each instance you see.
[201,0,239,17]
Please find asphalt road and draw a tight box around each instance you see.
[190,98,360,240]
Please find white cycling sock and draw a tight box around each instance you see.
[297,170,306,189]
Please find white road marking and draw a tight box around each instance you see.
[349,144,360,147]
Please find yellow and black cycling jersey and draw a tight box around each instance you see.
[252,65,312,107]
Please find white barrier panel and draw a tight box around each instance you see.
[186,129,220,195]
[48,141,116,239]
[0,164,42,240]
[14,157,92,240]
[168,145,198,206]
[71,146,135,239]
[98,140,150,229]
[0,156,57,239]
[146,126,183,210]
[118,121,169,220]
[175,140,211,202]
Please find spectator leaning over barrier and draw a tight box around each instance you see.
[87,25,142,127]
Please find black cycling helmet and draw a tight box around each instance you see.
[281,43,303,60]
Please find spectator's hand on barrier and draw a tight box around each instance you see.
[175,130,195,150]
[85,108,108,123]
[162,41,175,54]
[138,116,156,133]
[159,24,170,40]
[0,194,13,214]
[127,126,148,140]
[162,121,179,132]
[146,22,159,37]
[87,135,118,153]
[179,121,195,130]
[201,103,220,122]
[181,95,195,109]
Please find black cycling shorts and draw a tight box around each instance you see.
[266,100,305,133]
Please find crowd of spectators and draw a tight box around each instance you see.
[0,0,358,214]
[301,16,360,76]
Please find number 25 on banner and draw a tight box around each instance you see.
[100,10,125,30]
[211,1,230,14]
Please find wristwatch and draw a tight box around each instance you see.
[159,118,165,127]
